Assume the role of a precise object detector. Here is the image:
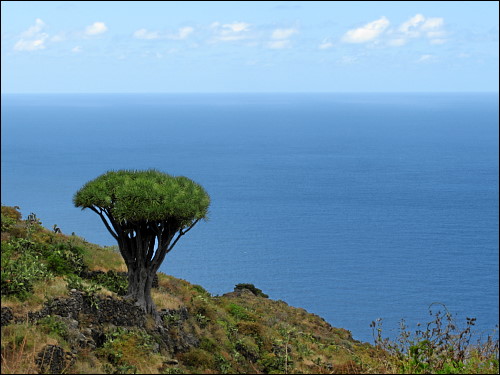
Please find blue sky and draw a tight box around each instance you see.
[1,1,498,93]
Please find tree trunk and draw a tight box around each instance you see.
[126,264,159,320]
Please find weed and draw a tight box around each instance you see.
[371,303,500,374]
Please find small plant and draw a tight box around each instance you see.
[227,303,253,321]
[1,238,50,300]
[44,242,86,276]
[37,315,68,338]
[195,313,210,328]
[371,303,500,374]
[65,274,102,309]
[163,312,182,326]
[192,284,211,296]
[93,270,128,295]
[99,328,157,374]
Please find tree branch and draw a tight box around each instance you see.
[166,218,200,253]
[90,206,119,241]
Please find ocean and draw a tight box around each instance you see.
[1,92,498,343]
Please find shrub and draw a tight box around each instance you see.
[371,303,500,374]
[234,283,269,298]
[227,303,254,321]
[98,328,158,374]
[177,348,215,369]
[1,238,50,300]
[37,315,69,339]
[93,271,128,295]
[43,242,86,276]
[236,321,264,337]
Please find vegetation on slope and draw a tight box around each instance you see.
[1,205,498,374]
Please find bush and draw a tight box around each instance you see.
[1,205,22,232]
[93,271,128,295]
[227,303,254,321]
[234,283,269,298]
[37,315,69,339]
[371,303,500,374]
[177,348,215,369]
[98,328,157,374]
[43,242,86,276]
[1,238,50,300]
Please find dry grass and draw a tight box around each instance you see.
[2,277,70,318]
[1,321,60,374]
[151,289,183,310]
[80,243,127,273]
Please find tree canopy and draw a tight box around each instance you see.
[74,169,210,226]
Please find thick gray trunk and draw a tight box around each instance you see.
[126,265,159,319]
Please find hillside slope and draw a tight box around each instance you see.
[1,205,497,374]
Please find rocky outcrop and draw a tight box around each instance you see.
[35,344,75,374]
[28,291,146,328]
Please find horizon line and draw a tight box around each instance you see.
[2,90,499,95]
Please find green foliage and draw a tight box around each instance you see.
[1,213,17,232]
[1,205,22,234]
[43,241,87,276]
[65,274,102,309]
[372,304,500,374]
[99,328,157,374]
[163,312,182,327]
[235,283,269,298]
[214,353,233,374]
[258,352,288,374]
[192,284,211,296]
[37,315,69,338]
[195,313,210,328]
[178,348,215,369]
[1,238,50,300]
[227,303,254,321]
[93,270,128,295]
[73,169,210,224]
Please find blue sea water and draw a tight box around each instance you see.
[1,93,498,343]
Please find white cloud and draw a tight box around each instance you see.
[50,33,66,43]
[14,37,47,51]
[264,27,298,49]
[267,40,291,49]
[21,18,45,38]
[342,17,390,43]
[421,17,444,30]
[210,21,252,42]
[318,41,334,50]
[170,26,194,40]
[133,28,160,40]
[222,22,250,33]
[426,30,446,38]
[389,14,447,47]
[14,19,48,51]
[417,54,435,62]
[388,38,407,47]
[133,26,194,40]
[85,22,107,36]
[399,14,425,37]
[271,28,298,40]
[71,46,82,53]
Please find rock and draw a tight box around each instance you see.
[163,359,179,365]
[35,344,75,374]
[1,306,14,327]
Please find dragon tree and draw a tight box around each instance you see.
[73,169,210,318]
